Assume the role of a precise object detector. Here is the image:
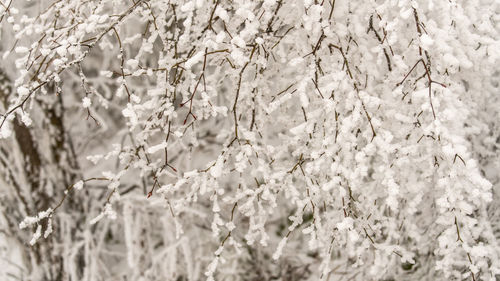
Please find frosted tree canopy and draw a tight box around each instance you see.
[0,0,499,280]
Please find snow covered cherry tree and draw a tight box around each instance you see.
[1,0,499,280]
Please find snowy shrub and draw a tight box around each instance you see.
[0,0,499,280]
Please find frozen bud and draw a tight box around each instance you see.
[82,97,92,108]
